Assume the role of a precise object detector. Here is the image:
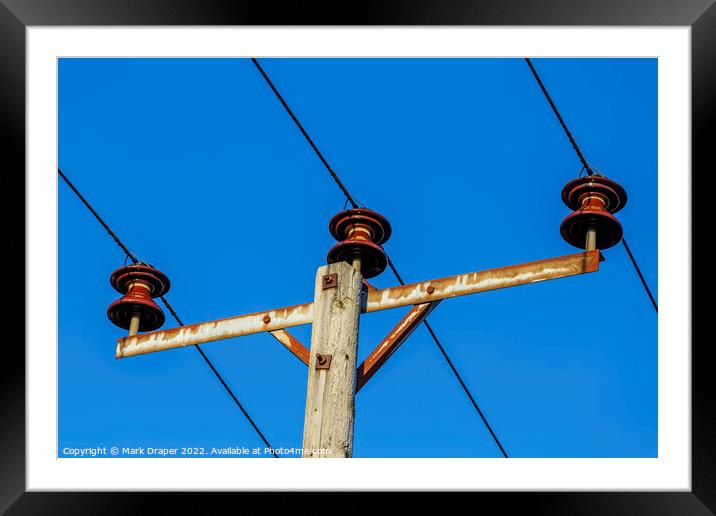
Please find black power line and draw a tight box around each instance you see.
[58,168,140,264]
[524,58,658,313]
[524,58,594,176]
[422,320,509,458]
[251,58,360,209]
[252,59,509,458]
[387,257,508,457]
[621,238,659,313]
[58,168,279,458]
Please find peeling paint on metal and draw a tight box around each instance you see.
[356,301,439,392]
[269,329,311,366]
[364,250,599,313]
[116,251,598,359]
[116,302,314,358]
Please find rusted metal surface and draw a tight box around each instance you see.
[116,301,314,358]
[116,251,599,359]
[269,329,310,366]
[364,250,600,313]
[322,273,338,290]
[314,353,332,370]
[356,301,440,393]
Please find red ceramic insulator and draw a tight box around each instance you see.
[560,206,623,250]
[561,175,627,213]
[109,264,170,297]
[326,239,388,279]
[107,264,170,332]
[328,208,392,245]
[326,208,391,278]
[559,175,627,250]
[107,291,165,332]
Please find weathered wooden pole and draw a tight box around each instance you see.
[302,260,362,458]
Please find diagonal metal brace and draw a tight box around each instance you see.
[269,329,311,366]
[356,301,441,393]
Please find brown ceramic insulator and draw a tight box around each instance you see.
[326,239,388,279]
[107,283,166,332]
[328,208,392,245]
[561,175,628,213]
[559,175,628,250]
[326,208,392,278]
[109,264,171,297]
[107,264,170,332]
[560,205,623,250]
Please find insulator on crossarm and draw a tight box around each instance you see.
[107,264,171,336]
[559,175,627,251]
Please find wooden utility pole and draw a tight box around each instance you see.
[302,261,362,458]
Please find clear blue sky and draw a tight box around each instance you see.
[58,58,657,458]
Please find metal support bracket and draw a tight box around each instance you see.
[322,273,338,290]
[269,329,311,366]
[315,353,332,370]
[356,301,440,392]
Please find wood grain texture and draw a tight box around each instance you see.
[302,261,362,458]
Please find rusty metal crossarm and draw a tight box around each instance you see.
[364,250,600,313]
[116,302,314,358]
[116,250,599,359]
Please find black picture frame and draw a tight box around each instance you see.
[2,1,711,512]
